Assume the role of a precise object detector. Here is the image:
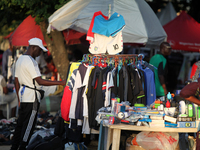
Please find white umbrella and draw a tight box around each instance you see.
[47,0,167,48]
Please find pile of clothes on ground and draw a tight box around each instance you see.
[0,110,88,150]
[0,111,59,145]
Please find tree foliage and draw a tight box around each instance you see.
[0,0,71,80]
[0,0,28,35]
[0,0,70,36]
[0,0,200,36]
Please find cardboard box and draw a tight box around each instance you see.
[177,121,196,128]
[164,115,177,123]
[177,117,195,122]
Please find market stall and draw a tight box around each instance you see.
[62,52,199,150]
[47,1,198,150]
[104,123,198,150]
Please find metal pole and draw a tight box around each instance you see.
[108,4,111,19]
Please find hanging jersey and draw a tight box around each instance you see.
[66,62,81,84]
[92,12,125,37]
[89,31,123,54]
[105,71,114,107]
[86,11,108,44]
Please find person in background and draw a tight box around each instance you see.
[180,78,200,105]
[35,50,49,74]
[2,39,16,84]
[71,49,83,62]
[10,38,66,150]
[0,75,18,118]
[149,42,172,97]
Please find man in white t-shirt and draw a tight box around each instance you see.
[10,38,66,150]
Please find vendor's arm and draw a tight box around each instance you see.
[184,96,200,105]
[158,62,168,95]
[180,80,200,105]
[34,76,66,86]
[14,77,20,106]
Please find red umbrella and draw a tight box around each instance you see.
[164,11,200,52]
[62,29,144,47]
[62,29,88,45]
[11,15,46,46]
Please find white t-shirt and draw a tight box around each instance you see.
[15,55,41,103]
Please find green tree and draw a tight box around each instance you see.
[0,0,28,36]
[0,0,70,80]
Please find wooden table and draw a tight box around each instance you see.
[105,123,199,150]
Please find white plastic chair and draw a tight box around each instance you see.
[0,85,10,119]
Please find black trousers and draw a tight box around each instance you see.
[10,101,40,150]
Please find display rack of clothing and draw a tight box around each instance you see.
[61,54,156,135]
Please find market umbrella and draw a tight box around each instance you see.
[62,29,88,45]
[157,2,177,26]
[163,11,200,52]
[47,0,166,48]
[11,15,46,46]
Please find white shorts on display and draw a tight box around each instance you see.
[89,31,123,55]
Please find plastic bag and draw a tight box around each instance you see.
[64,142,87,150]
[65,142,75,150]
[136,131,179,150]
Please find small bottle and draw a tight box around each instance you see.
[166,100,170,108]
[166,92,171,108]
[167,92,172,100]
[160,104,164,110]
[188,104,193,117]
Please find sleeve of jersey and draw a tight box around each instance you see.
[190,63,198,79]
[61,85,72,121]
[67,69,78,91]
[86,11,108,44]
[27,60,41,79]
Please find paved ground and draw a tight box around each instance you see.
[0,145,10,150]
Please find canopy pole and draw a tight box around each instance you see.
[108,4,111,19]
